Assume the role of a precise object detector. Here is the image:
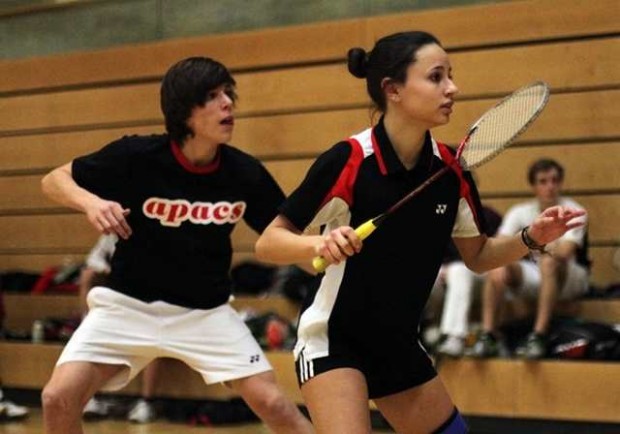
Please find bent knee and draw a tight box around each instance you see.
[539,255,567,274]
[250,388,296,420]
[488,267,509,288]
[41,384,80,414]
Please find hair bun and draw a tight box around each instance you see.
[347,48,368,79]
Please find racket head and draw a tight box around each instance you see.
[457,81,550,169]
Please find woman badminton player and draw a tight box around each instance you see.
[255,31,585,434]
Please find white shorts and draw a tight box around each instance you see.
[57,287,272,391]
[515,260,589,300]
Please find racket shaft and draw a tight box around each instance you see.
[312,219,377,272]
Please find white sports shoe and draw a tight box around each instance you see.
[82,397,111,419]
[436,335,465,357]
[0,400,29,420]
[127,399,156,424]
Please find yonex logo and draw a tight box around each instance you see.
[250,355,260,363]
[143,197,246,227]
[436,204,448,214]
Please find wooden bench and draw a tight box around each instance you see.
[2,288,619,420]
[2,289,619,421]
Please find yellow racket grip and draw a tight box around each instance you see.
[312,219,377,273]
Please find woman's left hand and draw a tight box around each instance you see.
[527,205,586,246]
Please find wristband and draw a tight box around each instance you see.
[521,226,546,252]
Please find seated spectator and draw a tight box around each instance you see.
[435,206,503,357]
[79,234,160,423]
[468,159,590,359]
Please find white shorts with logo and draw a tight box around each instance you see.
[515,259,589,300]
[57,287,272,391]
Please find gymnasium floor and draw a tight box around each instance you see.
[2,408,396,433]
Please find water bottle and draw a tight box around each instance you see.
[32,320,45,343]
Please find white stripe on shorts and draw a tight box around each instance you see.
[298,352,315,384]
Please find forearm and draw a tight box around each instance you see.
[41,164,99,213]
[255,227,321,266]
[458,234,529,274]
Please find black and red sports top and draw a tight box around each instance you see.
[280,118,487,359]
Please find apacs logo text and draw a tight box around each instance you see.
[143,197,246,227]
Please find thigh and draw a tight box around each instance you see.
[227,370,278,397]
[374,376,455,434]
[559,261,589,300]
[301,368,372,434]
[513,260,541,298]
[58,288,156,390]
[45,361,125,406]
[365,340,437,400]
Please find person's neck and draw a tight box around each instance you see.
[180,137,219,166]
[383,112,427,170]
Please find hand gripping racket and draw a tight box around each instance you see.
[313,81,550,272]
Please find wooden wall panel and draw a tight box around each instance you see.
[0,126,162,173]
[450,38,620,95]
[0,19,365,93]
[0,109,368,172]
[475,142,620,195]
[1,84,162,134]
[433,90,620,145]
[0,215,99,252]
[2,0,616,93]
[0,174,52,212]
[2,90,618,174]
[589,247,620,286]
[365,0,619,49]
[3,41,619,134]
[234,109,372,159]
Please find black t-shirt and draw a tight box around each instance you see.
[72,134,285,309]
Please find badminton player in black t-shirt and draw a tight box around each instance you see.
[41,57,313,434]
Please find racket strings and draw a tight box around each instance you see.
[460,83,549,170]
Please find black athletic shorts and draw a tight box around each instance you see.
[295,339,437,399]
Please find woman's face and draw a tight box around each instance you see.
[391,43,458,128]
[186,84,236,145]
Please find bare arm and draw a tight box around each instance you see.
[41,162,132,239]
[453,234,528,274]
[454,205,586,273]
[255,215,362,270]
